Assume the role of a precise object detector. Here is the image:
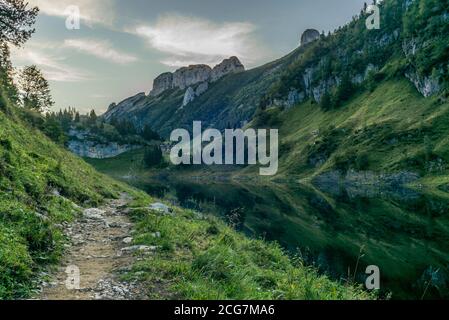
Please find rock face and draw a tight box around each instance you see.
[151,73,173,96]
[182,87,196,107]
[301,29,320,46]
[405,70,441,97]
[149,56,245,97]
[68,140,141,159]
[173,64,212,90]
[211,56,245,82]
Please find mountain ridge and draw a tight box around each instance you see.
[102,0,448,140]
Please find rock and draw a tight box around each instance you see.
[107,102,117,112]
[147,57,245,97]
[301,29,320,46]
[195,82,209,96]
[151,232,161,238]
[182,87,196,107]
[149,202,172,214]
[68,140,141,159]
[121,245,158,253]
[83,208,105,220]
[405,69,441,97]
[122,237,133,244]
[150,72,173,96]
[108,222,122,228]
[211,56,244,82]
[173,64,212,90]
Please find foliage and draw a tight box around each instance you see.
[18,65,54,112]
[126,205,372,300]
[143,145,163,168]
[141,124,160,142]
[0,0,38,46]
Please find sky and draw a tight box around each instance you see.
[11,0,367,114]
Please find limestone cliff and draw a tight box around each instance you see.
[149,56,245,97]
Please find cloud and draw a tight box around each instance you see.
[11,46,90,82]
[64,39,138,64]
[28,0,115,27]
[130,14,264,67]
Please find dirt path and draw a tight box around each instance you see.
[38,194,148,300]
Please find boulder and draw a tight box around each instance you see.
[83,208,105,220]
[301,29,320,46]
[149,202,172,214]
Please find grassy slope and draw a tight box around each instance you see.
[0,106,369,300]
[249,78,449,189]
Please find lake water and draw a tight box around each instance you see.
[117,172,449,299]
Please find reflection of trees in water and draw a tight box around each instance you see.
[139,176,449,299]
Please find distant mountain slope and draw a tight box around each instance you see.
[103,49,305,137]
[103,0,448,140]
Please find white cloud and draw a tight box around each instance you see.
[11,46,90,82]
[131,14,264,67]
[28,0,115,27]
[64,39,138,64]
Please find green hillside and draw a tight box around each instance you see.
[0,92,370,299]
[252,79,449,185]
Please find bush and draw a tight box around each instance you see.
[141,125,160,142]
[143,145,163,168]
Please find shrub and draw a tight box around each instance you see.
[143,145,163,168]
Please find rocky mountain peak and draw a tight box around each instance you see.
[172,64,212,90]
[149,57,245,97]
[211,56,245,82]
[150,72,173,97]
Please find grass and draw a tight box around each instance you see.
[124,200,372,300]
[0,103,370,300]
[246,78,449,192]
[0,105,140,298]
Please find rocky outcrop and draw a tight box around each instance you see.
[182,87,196,107]
[172,64,212,90]
[402,38,442,97]
[301,29,320,46]
[211,56,245,82]
[149,56,245,97]
[151,72,173,96]
[67,127,143,159]
[68,140,141,159]
[405,70,441,97]
[103,92,146,122]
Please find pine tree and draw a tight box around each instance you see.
[89,109,97,125]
